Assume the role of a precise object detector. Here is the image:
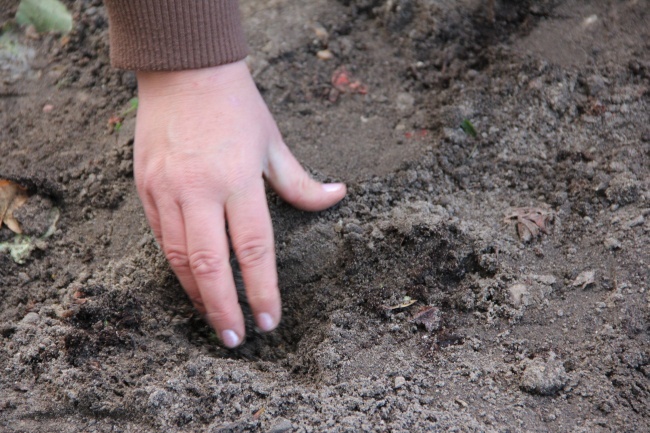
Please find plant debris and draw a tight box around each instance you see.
[109,97,139,132]
[572,270,596,289]
[384,296,417,311]
[412,306,442,332]
[504,207,554,242]
[460,119,477,138]
[0,179,28,234]
[330,66,368,102]
[16,0,72,34]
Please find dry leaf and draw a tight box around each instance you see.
[572,270,596,289]
[0,179,28,234]
[504,207,554,242]
[412,306,442,332]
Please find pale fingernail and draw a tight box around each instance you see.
[221,330,240,348]
[257,313,276,332]
[323,183,344,193]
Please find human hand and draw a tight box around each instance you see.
[134,61,346,348]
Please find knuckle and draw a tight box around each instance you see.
[164,247,190,271]
[204,309,231,327]
[236,238,270,269]
[285,172,311,204]
[188,250,227,278]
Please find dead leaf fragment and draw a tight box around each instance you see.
[504,207,554,242]
[412,306,442,332]
[252,407,265,420]
[572,270,596,289]
[330,66,368,102]
[384,297,417,311]
[0,179,29,234]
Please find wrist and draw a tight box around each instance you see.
[136,60,251,99]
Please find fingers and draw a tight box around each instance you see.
[181,199,245,347]
[226,182,281,333]
[155,199,204,314]
[155,196,244,348]
[265,141,346,212]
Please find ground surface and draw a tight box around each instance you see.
[1,0,649,431]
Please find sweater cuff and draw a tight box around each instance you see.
[105,0,248,71]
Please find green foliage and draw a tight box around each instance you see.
[124,97,139,116]
[113,98,139,132]
[16,0,72,34]
[460,119,477,138]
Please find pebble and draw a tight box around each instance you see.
[268,418,293,433]
[627,215,645,228]
[396,92,415,112]
[520,355,568,396]
[21,312,40,325]
[317,49,334,60]
[508,283,529,307]
[604,237,622,250]
[42,104,54,113]
[312,23,329,43]
[394,376,406,389]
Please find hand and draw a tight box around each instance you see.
[134,61,346,348]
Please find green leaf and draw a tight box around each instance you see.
[16,0,72,34]
[122,97,139,116]
[460,119,478,138]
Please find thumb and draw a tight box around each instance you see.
[265,141,346,212]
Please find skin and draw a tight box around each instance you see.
[134,60,346,348]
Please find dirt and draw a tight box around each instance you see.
[1,0,649,431]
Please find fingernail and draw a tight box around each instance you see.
[221,330,240,348]
[323,183,344,193]
[257,313,276,332]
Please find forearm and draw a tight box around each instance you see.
[104,0,248,71]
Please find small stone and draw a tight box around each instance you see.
[604,237,622,250]
[627,215,645,228]
[268,418,293,433]
[21,312,40,325]
[312,23,329,43]
[532,274,557,287]
[586,74,608,97]
[572,270,596,289]
[316,49,334,60]
[508,283,529,307]
[521,354,568,396]
[42,104,54,113]
[395,92,415,112]
[606,175,640,206]
[394,376,406,389]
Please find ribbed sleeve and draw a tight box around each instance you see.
[104,0,248,71]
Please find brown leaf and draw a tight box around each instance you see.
[504,207,554,242]
[0,179,28,234]
[412,306,441,332]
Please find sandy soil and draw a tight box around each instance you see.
[1,0,649,431]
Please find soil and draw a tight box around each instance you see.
[1,0,649,431]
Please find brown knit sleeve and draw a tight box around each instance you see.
[104,0,248,71]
